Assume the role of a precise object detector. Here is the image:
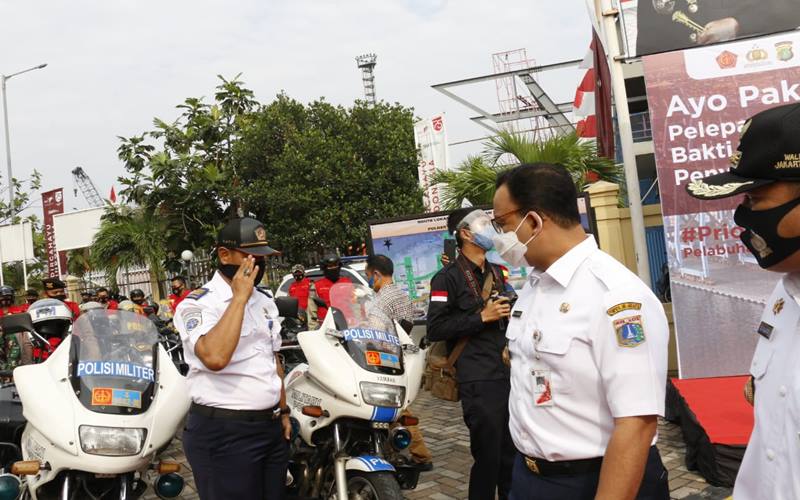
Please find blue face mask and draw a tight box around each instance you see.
[471,228,495,252]
[368,273,379,290]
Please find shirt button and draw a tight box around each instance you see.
[766,449,776,461]
[779,386,788,397]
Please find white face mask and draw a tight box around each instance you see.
[492,212,541,267]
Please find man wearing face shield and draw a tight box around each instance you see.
[493,164,670,500]
[426,207,515,500]
[173,217,291,500]
[686,103,800,500]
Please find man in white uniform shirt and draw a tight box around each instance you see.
[491,163,670,500]
[174,217,291,500]
[687,102,800,500]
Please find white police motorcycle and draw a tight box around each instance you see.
[283,283,427,499]
[10,308,191,499]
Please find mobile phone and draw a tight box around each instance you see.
[444,239,457,262]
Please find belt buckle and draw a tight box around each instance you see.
[524,456,540,475]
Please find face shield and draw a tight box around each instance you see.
[458,210,496,251]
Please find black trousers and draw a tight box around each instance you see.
[509,446,670,500]
[183,412,289,500]
[459,379,516,500]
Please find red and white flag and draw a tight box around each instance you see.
[109,186,117,204]
[573,30,615,159]
[430,290,448,303]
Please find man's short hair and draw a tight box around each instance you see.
[496,163,581,228]
[171,276,186,284]
[366,254,394,276]
[447,207,476,248]
[97,287,109,294]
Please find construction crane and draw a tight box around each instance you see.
[71,166,104,208]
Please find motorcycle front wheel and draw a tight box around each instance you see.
[342,472,402,500]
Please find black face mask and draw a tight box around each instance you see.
[55,294,68,302]
[293,274,304,282]
[98,297,108,303]
[734,196,800,268]
[219,259,266,285]
[171,287,183,295]
[323,268,341,282]
[132,298,145,306]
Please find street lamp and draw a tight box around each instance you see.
[1,63,47,215]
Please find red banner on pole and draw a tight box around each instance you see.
[41,188,65,278]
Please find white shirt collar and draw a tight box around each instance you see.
[209,271,233,302]
[543,235,597,288]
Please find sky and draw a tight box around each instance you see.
[0,0,591,215]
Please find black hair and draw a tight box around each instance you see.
[96,287,109,294]
[25,289,38,297]
[366,254,394,276]
[171,276,186,284]
[495,163,581,228]
[447,207,475,248]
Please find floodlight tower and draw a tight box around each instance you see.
[356,53,377,106]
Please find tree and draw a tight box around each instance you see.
[235,95,423,260]
[116,74,257,271]
[433,131,621,209]
[90,206,169,300]
[117,77,423,264]
[0,170,46,292]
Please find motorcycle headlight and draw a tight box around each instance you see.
[359,382,405,408]
[79,426,146,456]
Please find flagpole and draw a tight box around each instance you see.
[593,0,652,285]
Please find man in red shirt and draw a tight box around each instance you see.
[288,265,311,312]
[168,276,191,311]
[309,255,351,325]
[42,278,81,319]
[0,286,24,316]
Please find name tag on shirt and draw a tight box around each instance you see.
[757,321,774,340]
[533,369,553,407]
[512,310,523,318]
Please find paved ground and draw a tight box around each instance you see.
[144,390,733,500]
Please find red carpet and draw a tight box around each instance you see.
[671,376,754,445]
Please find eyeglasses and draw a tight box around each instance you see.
[490,209,524,233]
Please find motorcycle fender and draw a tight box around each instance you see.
[14,337,78,456]
[142,344,191,455]
[345,456,395,473]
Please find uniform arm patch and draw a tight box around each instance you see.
[606,302,642,316]
[182,308,203,333]
[613,315,646,348]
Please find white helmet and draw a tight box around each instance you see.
[79,301,104,313]
[28,298,73,339]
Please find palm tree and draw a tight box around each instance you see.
[433,131,621,209]
[90,206,170,300]
[67,248,92,278]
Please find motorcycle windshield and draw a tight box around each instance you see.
[69,309,158,415]
[329,283,404,376]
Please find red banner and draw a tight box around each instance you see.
[41,188,66,278]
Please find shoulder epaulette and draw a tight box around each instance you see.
[186,287,210,300]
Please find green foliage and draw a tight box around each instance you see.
[433,131,621,209]
[235,95,423,259]
[0,170,45,291]
[90,206,169,299]
[116,77,422,264]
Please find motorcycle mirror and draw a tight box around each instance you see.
[275,297,299,319]
[0,313,35,336]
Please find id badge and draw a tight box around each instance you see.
[533,369,553,407]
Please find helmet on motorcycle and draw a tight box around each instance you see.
[117,300,138,312]
[79,301,104,313]
[28,298,73,339]
[130,289,146,305]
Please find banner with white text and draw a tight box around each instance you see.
[413,114,449,213]
[643,32,800,378]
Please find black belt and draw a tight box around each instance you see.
[522,454,603,477]
[190,402,281,421]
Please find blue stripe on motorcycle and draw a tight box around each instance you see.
[356,456,395,472]
[371,406,396,422]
